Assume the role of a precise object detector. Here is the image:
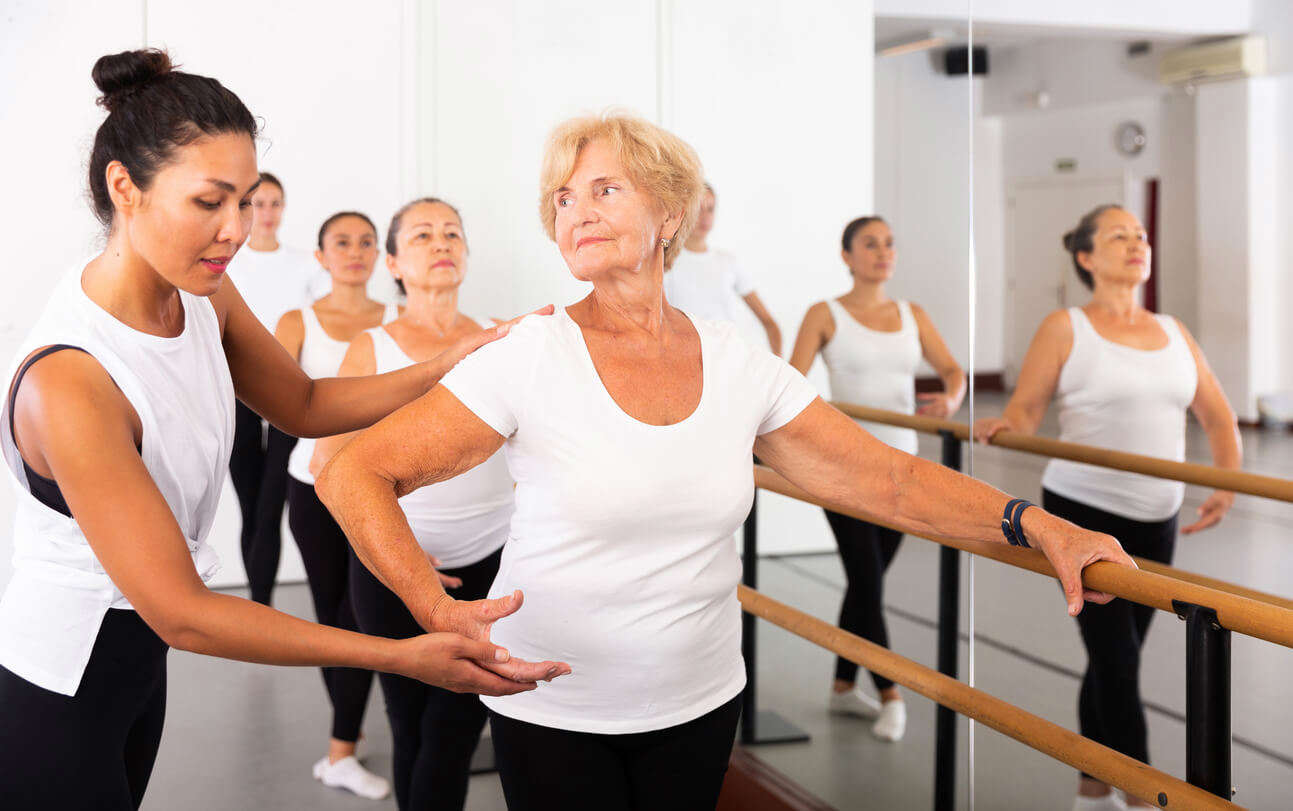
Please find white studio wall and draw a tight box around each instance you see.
[0,0,881,585]
[0,0,144,591]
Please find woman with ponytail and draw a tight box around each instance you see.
[973,204,1241,810]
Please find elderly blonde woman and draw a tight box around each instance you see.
[317,113,1135,810]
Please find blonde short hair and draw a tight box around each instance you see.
[538,111,705,266]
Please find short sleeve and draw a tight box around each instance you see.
[439,314,549,438]
[757,358,819,435]
[713,322,816,435]
[725,252,756,297]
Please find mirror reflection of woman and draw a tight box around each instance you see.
[274,211,399,799]
[312,198,517,811]
[789,216,965,742]
[974,205,1241,811]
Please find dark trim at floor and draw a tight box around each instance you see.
[769,555,1293,771]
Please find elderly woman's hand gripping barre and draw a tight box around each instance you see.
[756,399,1138,617]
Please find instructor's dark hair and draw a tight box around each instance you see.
[88,48,258,230]
[317,211,378,250]
[386,197,466,295]
[1062,204,1123,290]
[841,216,887,253]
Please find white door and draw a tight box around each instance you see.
[1004,176,1126,383]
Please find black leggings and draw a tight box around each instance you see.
[229,401,296,605]
[824,509,903,691]
[286,476,373,742]
[489,693,741,811]
[350,547,502,811]
[0,609,168,810]
[1042,488,1177,771]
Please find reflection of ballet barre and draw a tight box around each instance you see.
[831,401,1293,504]
[744,398,1293,807]
[737,583,1237,810]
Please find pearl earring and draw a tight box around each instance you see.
[659,238,671,249]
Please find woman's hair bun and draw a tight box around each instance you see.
[93,49,174,112]
[1061,230,1077,252]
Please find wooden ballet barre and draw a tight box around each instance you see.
[736,584,1239,810]
[830,402,1293,505]
[753,466,1293,650]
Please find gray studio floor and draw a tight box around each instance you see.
[143,393,1293,810]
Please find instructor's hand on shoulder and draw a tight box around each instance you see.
[429,589,573,686]
[1020,508,1138,617]
[441,304,557,370]
[391,632,563,696]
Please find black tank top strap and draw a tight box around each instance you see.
[8,345,91,518]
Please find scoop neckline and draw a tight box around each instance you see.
[562,308,707,429]
[1074,307,1171,354]
[832,298,905,335]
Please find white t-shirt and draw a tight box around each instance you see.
[226,244,330,330]
[663,247,755,324]
[440,310,817,734]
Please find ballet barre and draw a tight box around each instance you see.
[737,584,1239,810]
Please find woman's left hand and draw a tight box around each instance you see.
[1181,490,1235,534]
[916,392,954,418]
[1021,508,1139,616]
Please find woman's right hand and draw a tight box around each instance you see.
[973,416,1013,444]
[390,632,564,696]
[428,590,573,685]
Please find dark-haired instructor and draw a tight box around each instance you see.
[974,204,1240,811]
[0,49,566,811]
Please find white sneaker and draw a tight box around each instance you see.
[872,699,906,742]
[313,755,391,800]
[828,687,882,720]
[1072,791,1127,811]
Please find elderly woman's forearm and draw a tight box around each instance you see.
[887,455,1012,542]
[316,456,449,628]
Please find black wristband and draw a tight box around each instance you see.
[1002,498,1032,548]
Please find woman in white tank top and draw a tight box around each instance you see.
[274,211,399,797]
[789,216,966,742]
[974,205,1241,811]
[0,51,565,811]
[311,198,514,811]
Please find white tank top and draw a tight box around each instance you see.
[1041,308,1198,522]
[820,299,921,455]
[369,324,514,569]
[287,303,398,484]
[0,267,234,695]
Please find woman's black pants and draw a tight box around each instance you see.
[489,693,741,811]
[0,609,168,810]
[229,401,295,605]
[287,476,373,743]
[1043,488,1177,772]
[350,546,503,811]
[824,508,904,691]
